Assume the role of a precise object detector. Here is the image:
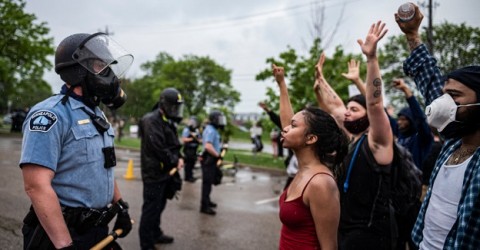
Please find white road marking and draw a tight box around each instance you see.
[255,197,279,205]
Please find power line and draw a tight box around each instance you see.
[127,0,353,34]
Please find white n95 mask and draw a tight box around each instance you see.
[425,94,458,132]
[426,93,480,135]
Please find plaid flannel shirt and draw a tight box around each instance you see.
[404,44,480,249]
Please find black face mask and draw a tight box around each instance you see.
[171,117,183,123]
[211,124,225,130]
[343,115,370,134]
[83,68,122,107]
[102,87,127,110]
[399,124,415,136]
[160,104,183,124]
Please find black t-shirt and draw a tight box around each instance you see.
[338,137,392,234]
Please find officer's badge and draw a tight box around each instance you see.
[29,110,58,132]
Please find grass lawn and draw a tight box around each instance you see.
[115,136,285,170]
[115,137,141,149]
[223,149,285,170]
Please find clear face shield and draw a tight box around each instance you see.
[217,115,227,127]
[72,33,133,77]
[172,103,184,119]
[164,103,184,123]
[188,117,199,128]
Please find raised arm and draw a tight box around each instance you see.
[272,64,294,129]
[313,78,329,111]
[393,78,433,150]
[392,78,413,98]
[341,59,366,96]
[258,102,282,129]
[313,53,347,127]
[357,21,393,165]
[396,4,443,105]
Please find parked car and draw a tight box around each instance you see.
[2,113,12,125]
[9,109,27,132]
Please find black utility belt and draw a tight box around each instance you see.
[62,205,119,234]
[23,205,117,235]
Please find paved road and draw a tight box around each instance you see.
[0,134,287,250]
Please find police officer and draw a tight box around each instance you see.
[20,33,133,249]
[138,88,184,250]
[181,116,202,182]
[200,110,227,215]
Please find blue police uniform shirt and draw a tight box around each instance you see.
[19,94,116,209]
[202,124,221,153]
[182,127,201,145]
[182,127,190,138]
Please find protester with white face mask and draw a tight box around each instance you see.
[426,89,480,139]
[397,4,480,250]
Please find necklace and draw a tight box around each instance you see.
[451,146,477,165]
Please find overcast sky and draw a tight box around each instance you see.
[25,0,480,113]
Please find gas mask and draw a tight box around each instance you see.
[82,65,127,109]
[102,86,127,110]
[188,117,199,131]
[426,93,480,139]
[72,33,133,109]
[159,88,184,123]
[212,114,227,130]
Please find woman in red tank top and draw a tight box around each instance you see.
[272,64,349,250]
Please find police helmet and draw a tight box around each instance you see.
[209,110,227,129]
[54,33,91,86]
[159,88,184,122]
[188,116,199,129]
[55,32,133,81]
[55,33,91,73]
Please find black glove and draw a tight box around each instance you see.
[113,199,132,238]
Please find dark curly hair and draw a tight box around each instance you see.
[302,107,349,176]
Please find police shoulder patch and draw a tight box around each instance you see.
[29,110,58,132]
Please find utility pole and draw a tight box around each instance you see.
[418,0,438,54]
[427,0,433,53]
[99,25,114,36]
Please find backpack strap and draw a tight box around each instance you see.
[343,134,367,193]
[362,141,398,249]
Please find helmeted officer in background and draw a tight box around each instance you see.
[20,33,133,249]
[181,116,202,183]
[138,87,184,250]
[200,110,227,215]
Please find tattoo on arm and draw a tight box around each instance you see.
[328,89,336,99]
[322,84,337,99]
[372,78,382,98]
[407,37,422,51]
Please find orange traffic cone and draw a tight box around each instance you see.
[124,159,136,180]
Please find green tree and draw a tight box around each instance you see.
[256,38,364,113]
[121,52,241,122]
[0,0,54,112]
[379,22,480,107]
